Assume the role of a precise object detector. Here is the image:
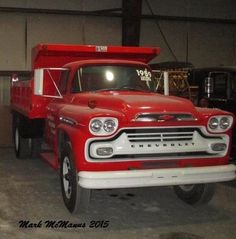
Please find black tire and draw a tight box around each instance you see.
[60,142,91,214]
[14,126,31,159]
[173,184,215,205]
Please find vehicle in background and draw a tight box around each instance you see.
[188,66,236,156]
[10,45,236,214]
[150,61,199,104]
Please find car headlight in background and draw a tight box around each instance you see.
[208,115,233,133]
[89,117,118,136]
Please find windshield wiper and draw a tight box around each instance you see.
[93,88,121,92]
[118,86,151,92]
[94,86,151,92]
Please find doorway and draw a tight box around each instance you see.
[0,75,12,147]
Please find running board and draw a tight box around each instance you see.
[40,152,58,170]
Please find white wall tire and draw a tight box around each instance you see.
[14,126,31,159]
[62,156,73,199]
[60,141,91,214]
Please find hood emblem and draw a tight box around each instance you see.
[158,114,175,121]
[88,99,97,109]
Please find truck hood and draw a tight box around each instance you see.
[71,91,199,120]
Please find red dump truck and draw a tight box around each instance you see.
[11,44,236,213]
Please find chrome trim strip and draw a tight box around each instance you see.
[59,116,78,126]
[133,112,197,122]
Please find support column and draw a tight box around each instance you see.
[122,0,142,46]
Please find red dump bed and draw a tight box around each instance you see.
[11,44,160,119]
[32,44,160,68]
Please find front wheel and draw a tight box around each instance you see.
[173,184,215,205]
[60,142,91,214]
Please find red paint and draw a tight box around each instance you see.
[11,44,234,174]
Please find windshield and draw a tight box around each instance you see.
[75,65,155,92]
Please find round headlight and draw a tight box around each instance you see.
[90,119,103,132]
[103,119,116,133]
[220,117,230,129]
[209,117,219,129]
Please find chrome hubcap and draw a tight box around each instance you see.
[179,185,194,192]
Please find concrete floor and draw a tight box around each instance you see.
[0,148,236,239]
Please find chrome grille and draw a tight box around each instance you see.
[135,113,196,122]
[127,131,194,142]
[126,128,195,142]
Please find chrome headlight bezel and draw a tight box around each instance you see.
[207,115,233,133]
[103,119,117,133]
[90,119,103,133]
[220,117,231,129]
[89,117,118,136]
[208,117,219,130]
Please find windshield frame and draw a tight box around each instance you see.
[72,63,155,93]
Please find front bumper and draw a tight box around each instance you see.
[78,164,236,189]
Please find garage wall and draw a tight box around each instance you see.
[142,0,236,19]
[0,0,122,70]
[0,0,236,69]
[141,0,236,67]
[0,13,122,70]
[141,20,236,67]
[0,13,26,70]
[26,14,121,68]
[0,77,11,147]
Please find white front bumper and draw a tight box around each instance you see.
[78,164,236,189]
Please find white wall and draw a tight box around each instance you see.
[140,20,236,67]
[0,13,25,70]
[141,0,236,66]
[142,0,236,19]
[0,0,120,11]
[0,0,235,69]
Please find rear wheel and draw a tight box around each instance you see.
[12,113,43,159]
[60,142,91,214]
[173,184,215,205]
[14,126,31,159]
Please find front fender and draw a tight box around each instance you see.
[56,123,89,171]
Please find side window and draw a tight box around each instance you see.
[231,73,236,98]
[58,70,69,95]
[71,71,80,93]
[211,72,228,98]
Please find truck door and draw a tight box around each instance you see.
[45,69,69,147]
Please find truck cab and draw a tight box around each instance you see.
[11,44,236,214]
